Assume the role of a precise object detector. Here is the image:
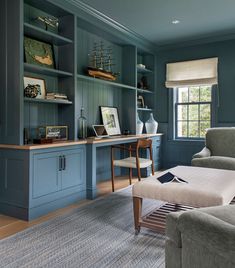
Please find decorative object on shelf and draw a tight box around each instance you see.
[78,108,87,139]
[100,106,121,136]
[145,113,158,134]
[35,16,59,31]
[87,41,119,81]
[137,76,149,90]
[37,126,68,140]
[24,84,39,98]
[136,113,144,135]
[137,63,146,69]
[33,138,53,144]
[24,128,29,144]
[137,95,145,108]
[24,76,46,99]
[46,92,68,101]
[24,37,55,69]
[123,130,130,135]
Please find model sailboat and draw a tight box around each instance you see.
[87,42,119,81]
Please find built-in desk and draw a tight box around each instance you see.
[86,134,163,199]
[0,134,163,219]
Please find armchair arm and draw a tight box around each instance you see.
[192,147,211,159]
[179,210,235,262]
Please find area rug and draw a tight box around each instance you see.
[0,187,165,268]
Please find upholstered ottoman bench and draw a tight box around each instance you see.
[132,166,235,233]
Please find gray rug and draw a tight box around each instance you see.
[0,187,165,268]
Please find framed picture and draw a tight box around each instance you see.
[100,106,121,136]
[24,76,46,99]
[137,95,145,108]
[24,36,55,69]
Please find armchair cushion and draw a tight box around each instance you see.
[192,156,235,170]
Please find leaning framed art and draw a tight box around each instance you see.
[100,106,121,136]
[24,36,55,69]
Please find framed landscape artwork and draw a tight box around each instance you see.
[100,106,121,136]
[24,37,55,69]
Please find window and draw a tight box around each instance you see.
[175,85,212,139]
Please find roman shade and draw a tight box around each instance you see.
[165,57,218,88]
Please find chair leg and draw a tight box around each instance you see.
[111,147,115,192]
[111,162,115,192]
[137,166,141,181]
[133,196,142,234]
[129,168,132,185]
[151,163,154,176]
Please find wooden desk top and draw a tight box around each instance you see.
[0,134,163,150]
[86,133,163,144]
[0,140,87,150]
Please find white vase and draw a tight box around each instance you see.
[136,114,143,134]
[145,113,158,134]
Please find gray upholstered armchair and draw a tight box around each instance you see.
[165,205,235,268]
[192,127,235,170]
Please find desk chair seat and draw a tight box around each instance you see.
[114,157,152,169]
[111,139,154,192]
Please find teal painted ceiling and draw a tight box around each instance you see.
[80,0,235,46]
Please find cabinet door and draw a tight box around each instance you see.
[33,152,61,198]
[140,137,162,176]
[61,148,85,190]
[152,140,161,170]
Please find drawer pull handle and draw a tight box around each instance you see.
[63,156,66,170]
[59,156,62,171]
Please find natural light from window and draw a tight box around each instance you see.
[176,86,212,139]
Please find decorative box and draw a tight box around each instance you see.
[38,126,68,140]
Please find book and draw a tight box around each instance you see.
[157,172,188,184]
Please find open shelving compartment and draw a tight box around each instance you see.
[136,49,155,130]
[23,0,76,143]
[76,17,138,135]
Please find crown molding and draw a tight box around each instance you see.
[157,32,235,51]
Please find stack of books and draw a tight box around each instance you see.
[46,93,68,101]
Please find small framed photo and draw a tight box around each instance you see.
[24,36,55,69]
[137,95,145,108]
[100,106,121,136]
[24,76,46,99]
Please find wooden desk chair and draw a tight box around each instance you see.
[111,139,154,192]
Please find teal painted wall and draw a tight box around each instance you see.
[155,39,235,167]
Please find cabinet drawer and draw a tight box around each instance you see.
[151,136,161,144]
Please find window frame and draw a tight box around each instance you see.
[171,85,216,141]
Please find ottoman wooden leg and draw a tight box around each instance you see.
[133,196,142,235]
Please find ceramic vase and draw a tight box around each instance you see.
[136,114,144,134]
[145,113,158,134]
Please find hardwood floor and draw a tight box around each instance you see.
[0,176,139,239]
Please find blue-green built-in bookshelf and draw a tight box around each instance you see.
[24,97,73,105]
[77,74,137,91]
[24,63,73,78]
[137,66,153,74]
[0,0,156,145]
[24,23,73,45]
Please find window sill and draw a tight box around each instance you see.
[167,138,205,145]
